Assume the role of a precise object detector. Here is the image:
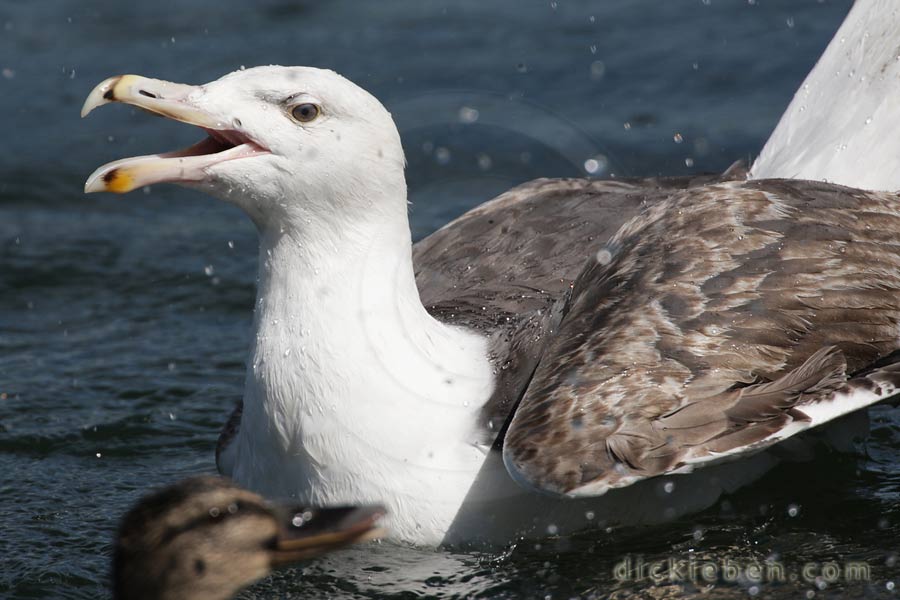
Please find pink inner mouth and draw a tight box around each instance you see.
[165,128,264,159]
[206,128,252,149]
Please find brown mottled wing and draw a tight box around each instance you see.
[503,179,900,496]
[414,173,742,432]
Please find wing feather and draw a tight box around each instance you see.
[502,179,900,496]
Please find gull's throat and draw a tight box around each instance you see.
[229,211,497,541]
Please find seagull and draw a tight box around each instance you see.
[82,1,900,547]
[113,476,384,600]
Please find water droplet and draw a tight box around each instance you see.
[596,248,613,265]
[684,157,694,167]
[546,523,559,535]
[458,106,479,124]
[786,16,795,28]
[589,60,605,80]
[585,510,595,520]
[787,503,800,517]
[673,133,684,144]
[435,147,451,165]
[227,240,234,249]
[584,155,608,175]
[204,265,214,276]
[663,481,675,494]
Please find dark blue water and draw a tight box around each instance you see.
[3,0,899,598]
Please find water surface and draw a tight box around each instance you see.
[3,1,899,598]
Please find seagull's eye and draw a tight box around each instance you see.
[290,103,320,123]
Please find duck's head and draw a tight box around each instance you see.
[113,476,385,600]
[82,66,407,230]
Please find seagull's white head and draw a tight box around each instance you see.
[83,66,407,230]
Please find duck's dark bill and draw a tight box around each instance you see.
[271,504,386,563]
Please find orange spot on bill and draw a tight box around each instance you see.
[104,169,134,193]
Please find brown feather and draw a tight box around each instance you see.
[499,178,900,495]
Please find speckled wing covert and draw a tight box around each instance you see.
[502,179,900,496]
[414,171,745,439]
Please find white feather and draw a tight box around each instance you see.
[751,0,900,191]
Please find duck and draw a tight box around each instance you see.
[81,0,900,546]
[113,476,384,600]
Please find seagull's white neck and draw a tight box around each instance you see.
[230,183,496,533]
[250,208,466,400]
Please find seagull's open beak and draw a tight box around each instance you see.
[81,74,268,194]
[269,504,386,565]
